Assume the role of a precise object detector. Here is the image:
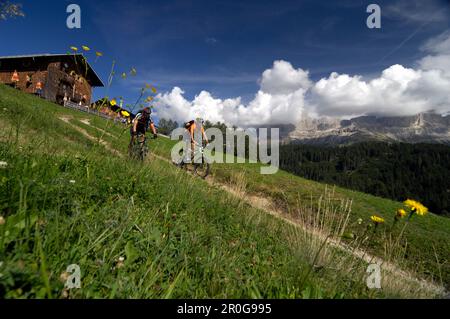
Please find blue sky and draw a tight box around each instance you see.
[1,0,449,123]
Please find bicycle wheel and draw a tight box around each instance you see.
[135,135,146,161]
[130,143,140,160]
[138,142,148,161]
[194,159,210,179]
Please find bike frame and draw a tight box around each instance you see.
[131,133,148,161]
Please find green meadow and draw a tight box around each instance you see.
[0,84,448,298]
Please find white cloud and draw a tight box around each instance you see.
[155,60,309,126]
[385,0,449,24]
[309,64,434,118]
[155,33,450,125]
[419,54,450,75]
[421,30,450,54]
[259,60,311,94]
[419,30,450,76]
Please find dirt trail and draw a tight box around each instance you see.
[79,119,118,139]
[57,117,446,296]
[219,182,446,294]
[59,116,123,158]
[150,153,445,296]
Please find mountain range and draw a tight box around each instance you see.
[287,112,450,145]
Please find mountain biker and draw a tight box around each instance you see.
[128,107,157,154]
[182,117,209,163]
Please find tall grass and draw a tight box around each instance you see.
[0,84,446,298]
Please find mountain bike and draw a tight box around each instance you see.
[177,142,211,179]
[130,133,149,161]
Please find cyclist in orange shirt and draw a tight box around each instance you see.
[182,118,209,163]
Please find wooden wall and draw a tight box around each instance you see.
[0,69,47,95]
[0,59,93,105]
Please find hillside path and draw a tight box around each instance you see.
[57,116,446,296]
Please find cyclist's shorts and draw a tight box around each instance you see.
[130,126,146,135]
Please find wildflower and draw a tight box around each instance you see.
[116,256,125,269]
[0,216,5,225]
[404,199,428,216]
[61,288,69,299]
[70,46,78,52]
[82,45,90,51]
[0,161,8,169]
[110,99,117,106]
[121,72,127,79]
[130,67,137,76]
[396,209,407,219]
[69,180,76,184]
[370,215,385,225]
[95,51,103,62]
[151,87,157,94]
[146,96,153,102]
[145,83,151,89]
[357,218,363,225]
[59,271,70,283]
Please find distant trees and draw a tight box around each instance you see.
[204,120,229,135]
[279,142,450,216]
[0,1,24,20]
[157,118,178,135]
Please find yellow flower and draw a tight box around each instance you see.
[404,199,428,216]
[110,99,117,106]
[146,96,153,102]
[70,46,78,52]
[151,87,157,94]
[121,72,127,79]
[370,215,385,224]
[96,51,103,57]
[82,45,90,51]
[396,209,407,218]
[145,83,151,89]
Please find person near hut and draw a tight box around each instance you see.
[11,70,19,88]
[35,81,43,97]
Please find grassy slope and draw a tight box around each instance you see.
[0,84,448,298]
[144,127,450,288]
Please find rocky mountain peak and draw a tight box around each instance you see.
[289,112,450,145]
